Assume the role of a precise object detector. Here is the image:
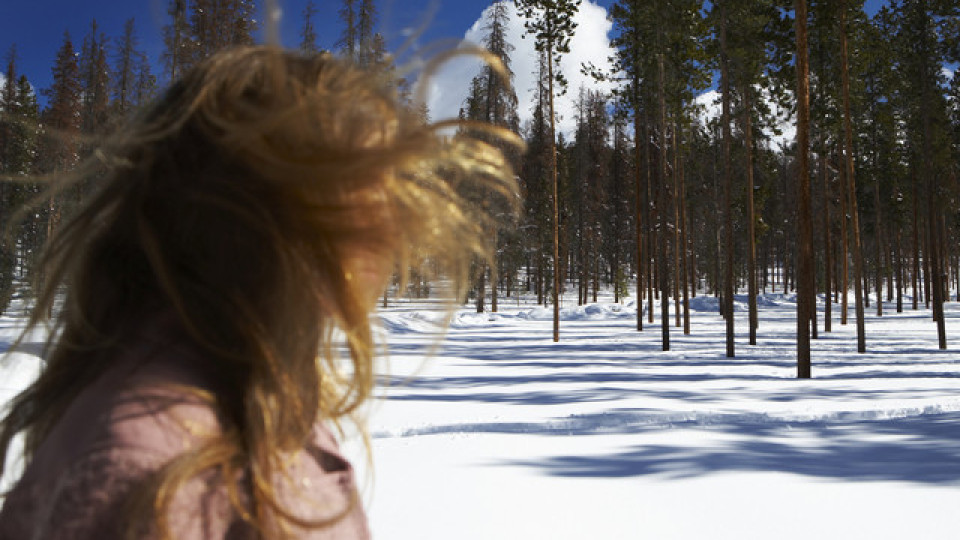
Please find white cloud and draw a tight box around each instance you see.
[944,67,955,82]
[693,90,721,125]
[693,87,796,151]
[425,1,618,138]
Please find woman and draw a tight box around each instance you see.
[0,46,518,539]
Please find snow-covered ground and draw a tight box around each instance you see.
[3,289,959,538]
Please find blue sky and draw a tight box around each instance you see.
[3,0,901,102]
[0,0,609,95]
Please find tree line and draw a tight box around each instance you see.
[1,1,959,375]
[465,0,959,374]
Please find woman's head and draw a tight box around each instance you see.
[1,45,519,536]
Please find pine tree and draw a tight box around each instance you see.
[113,18,144,118]
[357,0,378,67]
[79,20,111,140]
[34,32,82,266]
[463,2,520,312]
[188,0,257,66]
[839,0,867,352]
[605,107,634,306]
[886,0,958,348]
[609,0,655,333]
[162,0,190,81]
[8,76,38,177]
[134,53,158,109]
[519,50,554,307]
[0,48,19,313]
[163,0,258,77]
[0,45,18,175]
[714,0,736,357]
[0,71,40,314]
[515,0,581,342]
[300,1,320,53]
[41,32,82,174]
[338,0,358,59]
[722,0,784,345]
[610,0,707,348]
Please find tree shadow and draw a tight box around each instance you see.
[0,340,46,358]
[503,412,960,485]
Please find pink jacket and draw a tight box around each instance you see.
[0,336,370,539]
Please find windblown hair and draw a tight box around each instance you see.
[0,46,519,537]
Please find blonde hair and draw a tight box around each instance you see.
[0,46,519,537]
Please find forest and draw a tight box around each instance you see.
[0,0,958,376]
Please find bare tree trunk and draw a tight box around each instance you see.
[657,52,670,351]
[548,48,560,342]
[646,118,655,325]
[680,124,691,335]
[887,224,895,302]
[923,218,931,309]
[634,85,644,331]
[743,84,758,345]
[592,253,598,303]
[492,236,499,312]
[874,173,884,316]
[840,0,866,353]
[820,148,832,332]
[477,262,486,313]
[795,0,813,378]
[912,169,920,310]
[719,0,735,357]
[840,145,849,325]
[896,228,904,312]
[673,122,682,328]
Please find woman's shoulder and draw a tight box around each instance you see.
[0,346,225,539]
[0,439,165,539]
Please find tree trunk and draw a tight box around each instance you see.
[673,122,682,328]
[634,83,644,331]
[874,172,884,316]
[743,84,758,345]
[476,262,486,313]
[680,124,691,335]
[840,145,849,325]
[840,0,866,353]
[896,228,904,312]
[645,114,655,325]
[912,169,920,310]
[548,46,560,342]
[795,0,813,378]
[657,52,670,351]
[719,0,734,358]
[820,148,832,332]
[492,238,499,312]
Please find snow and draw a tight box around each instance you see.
[3,288,959,538]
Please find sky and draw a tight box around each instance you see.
[0,0,934,139]
[0,0,616,135]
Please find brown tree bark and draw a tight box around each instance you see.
[548,46,560,342]
[743,84,759,345]
[840,0,866,352]
[673,123,682,328]
[820,148,832,332]
[633,81,644,331]
[719,0,735,357]
[679,123,691,335]
[795,0,814,378]
[840,146,849,325]
[657,52,670,351]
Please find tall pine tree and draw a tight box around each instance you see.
[515,0,581,342]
